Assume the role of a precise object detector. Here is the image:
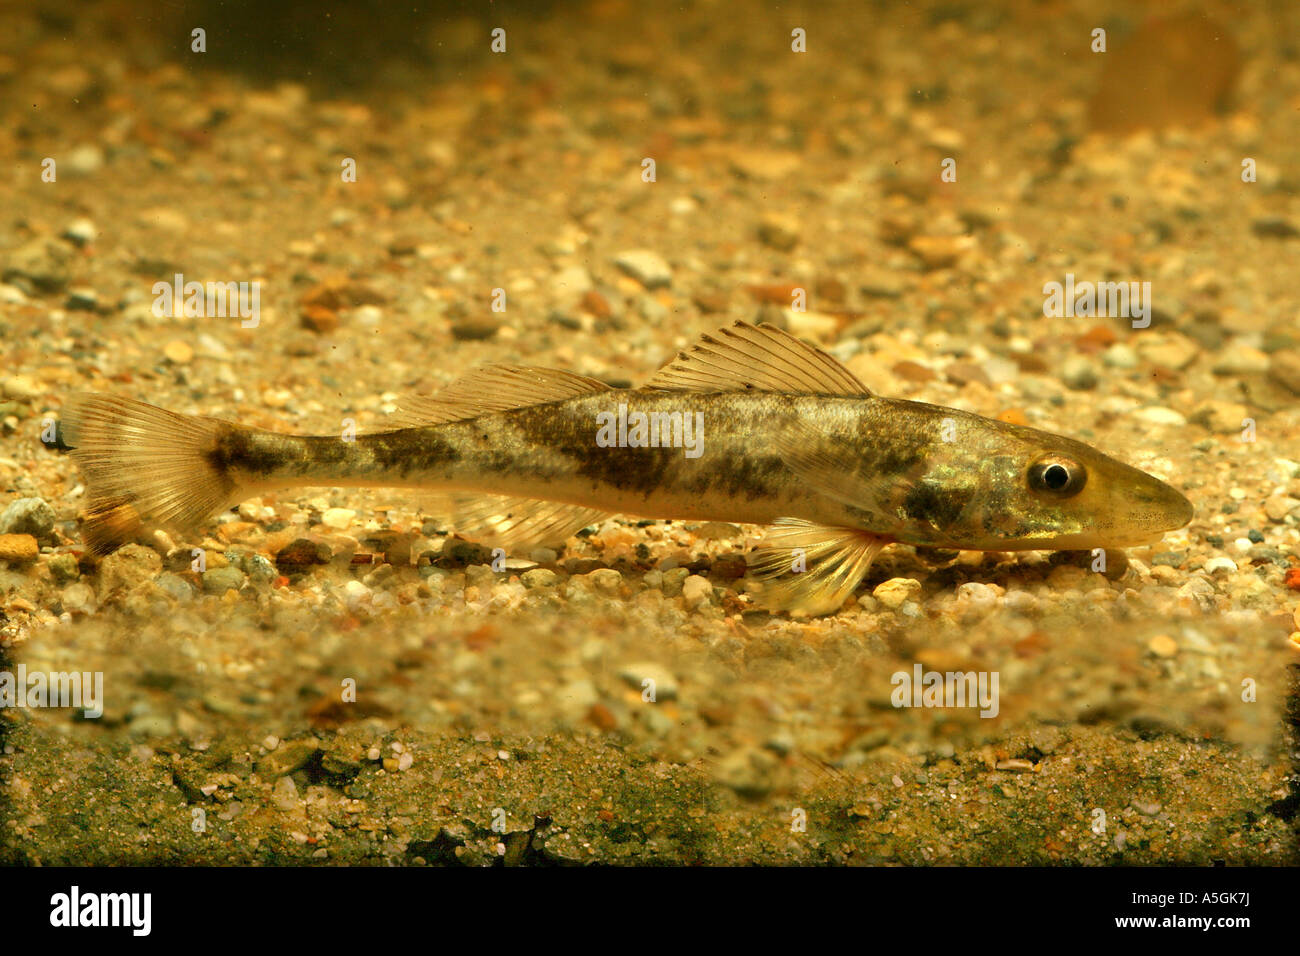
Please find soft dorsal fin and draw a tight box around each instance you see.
[643,321,871,395]
[394,365,610,426]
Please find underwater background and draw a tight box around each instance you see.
[0,0,1296,864]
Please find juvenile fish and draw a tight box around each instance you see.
[61,321,1193,614]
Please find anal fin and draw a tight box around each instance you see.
[752,518,890,616]
[424,493,610,553]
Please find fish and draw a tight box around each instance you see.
[60,321,1193,615]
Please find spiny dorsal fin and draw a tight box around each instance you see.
[394,365,611,426]
[643,321,871,395]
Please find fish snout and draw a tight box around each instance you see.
[1124,472,1193,541]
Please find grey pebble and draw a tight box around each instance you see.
[450,317,500,341]
[46,552,80,584]
[1060,356,1099,390]
[0,497,55,538]
[156,572,196,602]
[65,287,97,311]
[3,239,71,292]
[521,568,559,588]
[202,566,247,594]
[465,563,498,588]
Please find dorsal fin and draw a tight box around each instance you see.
[394,365,610,426]
[643,321,871,395]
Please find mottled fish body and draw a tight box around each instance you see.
[62,322,1193,614]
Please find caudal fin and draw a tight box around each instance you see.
[61,393,243,555]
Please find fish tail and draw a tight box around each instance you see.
[61,393,244,555]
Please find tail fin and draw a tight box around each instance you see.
[61,393,243,555]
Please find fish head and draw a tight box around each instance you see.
[888,410,1193,552]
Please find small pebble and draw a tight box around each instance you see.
[521,568,559,588]
[320,507,356,530]
[162,340,193,364]
[0,497,55,538]
[0,533,39,563]
[66,287,97,311]
[61,581,95,611]
[201,566,246,594]
[46,552,80,583]
[873,577,922,610]
[271,776,299,811]
[1264,497,1298,522]
[756,213,800,251]
[1203,556,1237,575]
[619,662,678,700]
[589,568,622,593]
[342,579,371,609]
[1137,335,1199,370]
[1102,343,1139,369]
[65,143,104,175]
[450,317,500,341]
[1132,407,1187,427]
[1191,400,1249,435]
[907,235,976,270]
[954,581,999,620]
[681,574,713,608]
[1060,356,1099,390]
[1211,343,1270,375]
[61,218,98,247]
[613,250,672,289]
[1147,634,1179,657]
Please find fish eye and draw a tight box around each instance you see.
[1027,455,1087,497]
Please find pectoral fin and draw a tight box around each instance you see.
[752,518,891,616]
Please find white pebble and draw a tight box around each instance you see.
[1132,407,1187,427]
[873,577,922,610]
[321,507,356,530]
[954,581,999,619]
[681,574,713,608]
[342,579,371,608]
